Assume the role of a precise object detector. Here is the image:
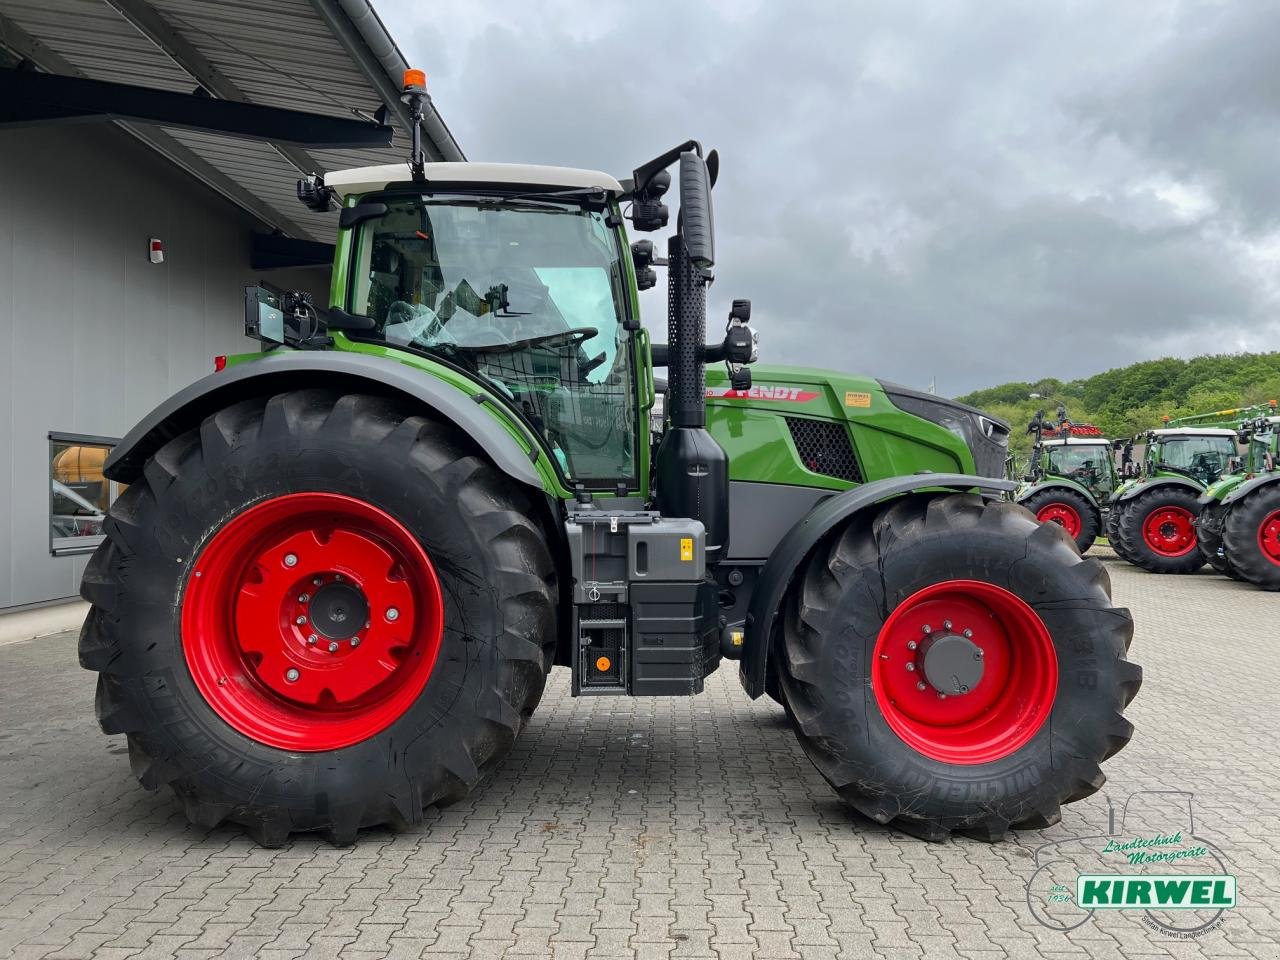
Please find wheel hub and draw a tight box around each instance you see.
[1036,502,1081,538]
[919,630,985,695]
[1260,509,1280,566]
[1142,505,1196,557]
[308,580,369,640]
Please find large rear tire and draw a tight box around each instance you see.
[1021,488,1098,554]
[1115,487,1205,574]
[79,391,557,846]
[1220,486,1280,590]
[776,493,1139,841]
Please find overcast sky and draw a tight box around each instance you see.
[380,0,1280,396]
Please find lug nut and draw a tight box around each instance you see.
[313,577,323,586]
[285,668,299,682]
[284,553,298,567]
[334,574,343,582]
[295,615,307,626]
[905,662,916,672]
[974,649,984,660]
[350,637,361,648]
[307,634,318,645]
[385,607,400,622]
[938,692,947,699]
[943,620,952,630]
[962,628,973,638]
[916,681,927,691]
[298,593,310,603]
[907,640,918,651]
[921,624,932,635]
[328,641,339,653]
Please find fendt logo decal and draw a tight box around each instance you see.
[705,385,819,403]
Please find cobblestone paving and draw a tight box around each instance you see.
[1,550,1277,959]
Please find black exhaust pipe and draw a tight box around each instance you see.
[655,150,729,563]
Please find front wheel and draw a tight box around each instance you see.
[1220,486,1280,590]
[79,391,557,846]
[776,494,1140,840]
[1196,502,1243,580]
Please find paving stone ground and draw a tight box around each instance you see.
[1,549,1278,959]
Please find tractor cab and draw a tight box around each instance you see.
[1141,428,1238,487]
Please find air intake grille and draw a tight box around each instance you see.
[785,417,862,483]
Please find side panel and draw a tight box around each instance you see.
[739,474,1015,699]
[726,481,832,561]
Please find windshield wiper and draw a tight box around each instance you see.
[470,187,610,207]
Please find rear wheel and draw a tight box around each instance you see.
[1220,486,1280,590]
[1021,488,1099,554]
[776,494,1139,840]
[79,391,557,846]
[1114,486,1205,574]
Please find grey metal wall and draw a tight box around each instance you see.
[0,124,328,609]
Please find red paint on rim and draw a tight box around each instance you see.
[181,493,444,751]
[1259,509,1280,566]
[1036,501,1082,538]
[871,580,1058,765]
[1141,505,1197,557]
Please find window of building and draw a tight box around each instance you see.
[49,433,124,556]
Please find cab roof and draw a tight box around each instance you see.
[1042,437,1112,446]
[1151,428,1238,437]
[324,162,625,198]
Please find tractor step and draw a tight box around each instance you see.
[566,511,719,696]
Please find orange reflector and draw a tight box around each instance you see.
[595,656,612,672]
[402,68,426,90]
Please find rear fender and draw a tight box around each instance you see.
[1016,477,1102,512]
[738,473,1015,699]
[1221,472,1280,508]
[103,351,548,490]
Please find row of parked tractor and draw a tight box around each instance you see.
[1010,400,1280,589]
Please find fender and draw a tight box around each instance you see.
[1016,477,1102,513]
[103,350,546,488]
[1221,472,1280,508]
[1114,475,1204,504]
[738,473,1015,699]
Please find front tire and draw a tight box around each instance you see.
[1196,501,1243,580]
[79,391,557,846]
[776,494,1140,841]
[1115,487,1205,574]
[1220,486,1280,590]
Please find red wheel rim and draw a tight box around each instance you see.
[1141,505,1196,557]
[1036,502,1082,538]
[181,493,444,751]
[1259,509,1280,566]
[871,580,1058,764]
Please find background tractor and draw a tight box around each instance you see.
[1106,408,1248,574]
[1196,401,1280,588]
[1015,406,1117,553]
[77,73,1139,847]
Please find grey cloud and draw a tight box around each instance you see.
[383,0,1280,395]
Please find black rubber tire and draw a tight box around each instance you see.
[1104,505,1134,561]
[1196,501,1243,580]
[1114,487,1206,574]
[1020,488,1099,554]
[79,391,557,846]
[776,493,1140,842]
[1220,485,1280,590]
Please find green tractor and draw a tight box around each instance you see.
[1015,406,1118,553]
[1196,402,1280,588]
[78,74,1139,846]
[1106,409,1245,574]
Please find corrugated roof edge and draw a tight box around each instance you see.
[312,0,464,163]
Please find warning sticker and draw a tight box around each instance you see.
[845,391,872,408]
[679,538,694,562]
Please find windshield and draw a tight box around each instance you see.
[350,196,636,485]
[1151,435,1236,484]
[1044,444,1114,492]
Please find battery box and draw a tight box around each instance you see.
[566,511,720,696]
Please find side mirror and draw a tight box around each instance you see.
[244,285,285,343]
[678,150,715,273]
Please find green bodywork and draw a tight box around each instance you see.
[1201,417,1279,504]
[227,190,988,507]
[1015,441,1116,513]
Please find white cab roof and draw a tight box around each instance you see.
[1152,428,1238,437]
[324,162,624,198]
[1042,438,1112,446]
